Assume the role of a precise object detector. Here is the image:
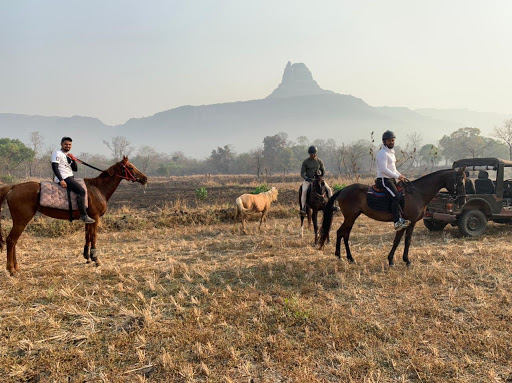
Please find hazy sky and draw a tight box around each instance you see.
[1,1,512,125]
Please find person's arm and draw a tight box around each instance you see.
[301,160,308,181]
[318,159,325,176]
[68,157,78,172]
[52,162,63,181]
[52,163,67,187]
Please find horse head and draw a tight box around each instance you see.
[446,167,466,198]
[312,173,328,203]
[109,156,148,185]
[270,186,278,202]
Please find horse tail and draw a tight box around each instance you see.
[318,188,343,249]
[0,185,13,250]
[235,196,248,217]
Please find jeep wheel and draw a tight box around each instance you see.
[458,209,487,237]
[423,219,447,231]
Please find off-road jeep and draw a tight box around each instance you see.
[424,158,512,236]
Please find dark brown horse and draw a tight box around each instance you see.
[318,168,465,266]
[300,174,328,244]
[0,156,148,275]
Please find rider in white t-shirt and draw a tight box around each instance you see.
[51,137,95,223]
[375,130,410,231]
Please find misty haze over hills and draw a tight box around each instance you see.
[1,62,511,158]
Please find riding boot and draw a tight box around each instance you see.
[77,196,95,224]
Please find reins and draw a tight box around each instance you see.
[67,154,104,173]
[67,155,138,182]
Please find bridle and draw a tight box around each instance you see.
[117,162,139,182]
[312,177,328,201]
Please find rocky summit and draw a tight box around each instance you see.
[266,61,335,99]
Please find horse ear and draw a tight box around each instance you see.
[122,156,128,163]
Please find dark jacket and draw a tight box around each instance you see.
[301,157,325,180]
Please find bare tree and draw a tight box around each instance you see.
[103,136,133,160]
[492,119,512,160]
[134,145,159,172]
[250,147,264,179]
[29,131,45,177]
[406,132,423,168]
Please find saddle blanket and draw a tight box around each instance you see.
[40,180,88,211]
[367,185,404,212]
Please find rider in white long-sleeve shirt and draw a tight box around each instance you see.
[375,130,411,231]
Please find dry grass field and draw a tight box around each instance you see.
[0,175,511,382]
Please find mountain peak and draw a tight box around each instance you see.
[266,61,335,99]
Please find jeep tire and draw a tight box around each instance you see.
[458,209,487,237]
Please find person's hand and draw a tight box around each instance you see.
[60,180,67,188]
[306,177,313,182]
[398,175,406,181]
[67,153,77,161]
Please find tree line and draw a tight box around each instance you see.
[1,121,512,183]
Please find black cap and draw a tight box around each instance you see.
[61,136,73,143]
[308,145,318,154]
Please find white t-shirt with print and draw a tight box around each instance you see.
[51,149,74,182]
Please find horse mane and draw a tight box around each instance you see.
[84,162,120,186]
[262,187,278,201]
[411,168,454,184]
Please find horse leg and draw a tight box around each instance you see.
[88,218,100,266]
[402,223,416,267]
[242,215,248,235]
[336,215,358,263]
[312,210,319,244]
[300,215,304,238]
[387,229,406,267]
[84,223,92,263]
[260,210,268,230]
[6,220,31,275]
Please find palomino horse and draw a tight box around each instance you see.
[0,156,148,275]
[319,168,465,266]
[233,187,278,234]
[299,174,328,244]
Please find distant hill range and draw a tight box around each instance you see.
[1,61,511,158]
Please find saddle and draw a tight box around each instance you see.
[40,180,88,211]
[367,181,404,212]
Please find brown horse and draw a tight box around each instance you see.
[0,156,148,275]
[319,168,465,266]
[299,174,328,244]
[233,187,278,234]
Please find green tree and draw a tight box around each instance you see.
[439,128,485,161]
[210,145,234,174]
[263,133,288,175]
[418,144,440,170]
[0,138,35,176]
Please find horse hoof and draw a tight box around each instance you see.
[86,260,91,264]
[348,259,355,264]
[389,263,395,268]
[406,262,412,267]
[95,261,101,267]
